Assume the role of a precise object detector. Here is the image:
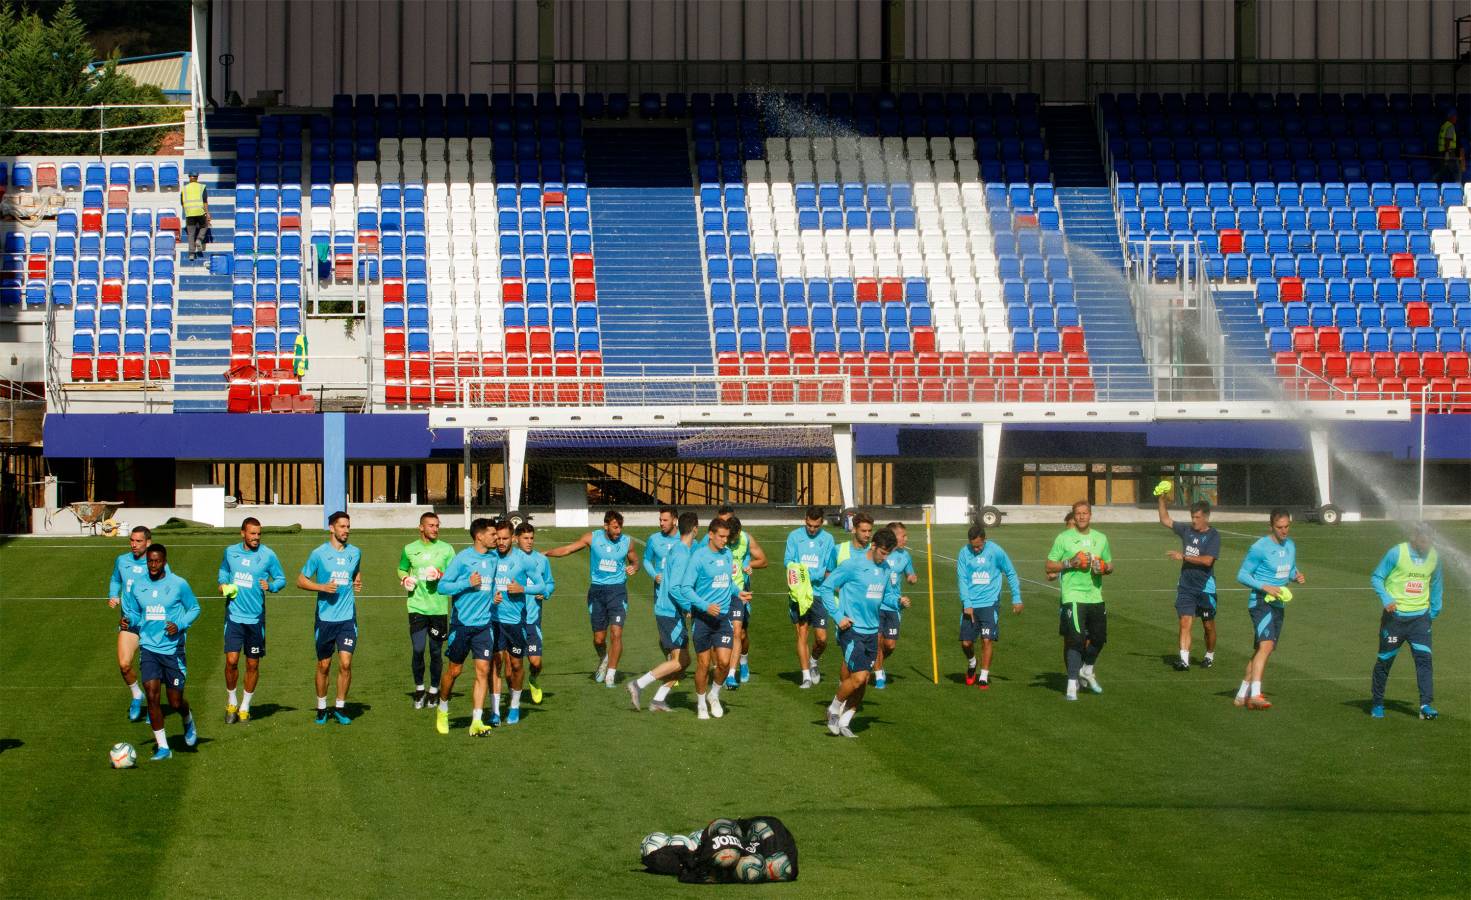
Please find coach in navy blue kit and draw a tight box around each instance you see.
[1157,486,1221,671]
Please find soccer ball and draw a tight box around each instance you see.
[748,818,775,841]
[667,834,697,851]
[735,855,766,883]
[688,831,704,845]
[640,832,670,856]
[707,817,738,836]
[764,851,793,881]
[711,844,742,868]
[109,742,136,769]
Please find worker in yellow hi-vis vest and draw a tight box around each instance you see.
[1436,109,1463,184]
[182,172,210,261]
[1369,524,1445,720]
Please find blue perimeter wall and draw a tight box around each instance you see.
[42,413,1471,462]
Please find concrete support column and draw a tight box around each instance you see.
[505,427,528,512]
[979,422,1003,507]
[1308,429,1332,506]
[833,425,856,509]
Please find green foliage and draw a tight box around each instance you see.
[0,0,179,156]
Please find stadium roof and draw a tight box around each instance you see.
[92,51,191,98]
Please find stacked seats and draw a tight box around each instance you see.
[0,160,182,381]
[318,93,604,406]
[230,116,307,411]
[1104,91,1471,411]
[695,92,1092,403]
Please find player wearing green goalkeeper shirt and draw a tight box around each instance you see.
[1044,501,1115,701]
[397,512,456,709]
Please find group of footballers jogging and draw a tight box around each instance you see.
[107,489,1447,758]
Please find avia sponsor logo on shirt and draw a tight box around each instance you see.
[145,603,166,621]
[866,582,885,599]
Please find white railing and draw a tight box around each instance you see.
[2,103,191,157]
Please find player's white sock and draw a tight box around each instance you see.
[510,690,522,710]
[967,656,977,668]
[1067,679,1079,696]
[1179,649,1190,664]
[740,653,749,667]
[828,698,844,716]
[980,668,989,681]
[316,696,327,710]
[636,673,657,690]
[652,683,672,702]
[708,682,722,702]
[491,695,502,718]
[153,728,168,748]
[876,668,886,680]
[801,669,812,686]
[415,683,425,692]
[1080,664,1094,678]
[1250,680,1262,697]
[839,706,856,727]
[472,709,483,724]
[240,691,253,713]
[130,681,144,700]
[334,698,345,709]
[438,699,449,712]
[428,686,440,696]
[697,693,709,712]
[1204,651,1215,662]
[605,668,617,686]
[1236,681,1251,700]
[227,688,238,707]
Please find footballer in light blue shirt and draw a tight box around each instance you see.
[1232,509,1306,709]
[118,543,199,760]
[433,518,502,736]
[513,522,556,704]
[109,524,165,722]
[217,517,287,724]
[296,511,362,725]
[672,518,749,720]
[784,506,837,687]
[873,521,918,690]
[545,510,640,688]
[817,528,901,738]
[628,510,701,712]
[488,520,552,725]
[954,524,1023,689]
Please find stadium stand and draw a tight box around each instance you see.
[4,90,1468,413]
[1102,91,1471,412]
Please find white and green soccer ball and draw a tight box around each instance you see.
[764,851,793,882]
[109,742,136,769]
[735,855,766,883]
[667,834,698,851]
[640,832,670,856]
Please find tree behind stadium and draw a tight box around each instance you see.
[0,0,173,156]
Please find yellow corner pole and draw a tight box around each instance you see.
[925,507,939,685]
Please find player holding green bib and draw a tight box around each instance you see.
[1045,501,1114,701]
[397,512,456,709]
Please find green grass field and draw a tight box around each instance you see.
[1,520,1468,897]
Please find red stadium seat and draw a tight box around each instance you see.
[1450,378,1471,413]
[1421,352,1445,379]
[879,279,904,302]
[1370,352,1396,379]
[964,353,990,379]
[1322,352,1347,379]
[147,357,170,381]
[70,357,92,381]
[1405,302,1430,328]
[912,326,935,352]
[408,378,430,405]
[503,280,524,302]
[1278,277,1302,303]
[768,352,793,403]
[383,280,404,302]
[817,351,843,403]
[1377,206,1401,230]
[1291,327,1315,352]
[788,327,811,354]
[505,328,527,354]
[742,352,768,403]
[1347,352,1371,379]
[916,351,941,377]
[1219,229,1242,254]
[382,330,405,354]
[1316,328,1340,353]
[1427,378,1455,413]
[573,279,596,302]
[718,351,740,402]
[385,379,406,405]
[572,254,594,278]
[1396,352,1421,379]
[1298,351,1323,376]
[1390,253,1414,279]
[122,355,145,380]
[855,279,878,302]
[1065,352,1090,379]
[408,352,430,379]
[1447,352,1471,379]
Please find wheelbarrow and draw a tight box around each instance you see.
[68,500,123,536]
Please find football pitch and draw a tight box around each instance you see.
[1,520,1467,898]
